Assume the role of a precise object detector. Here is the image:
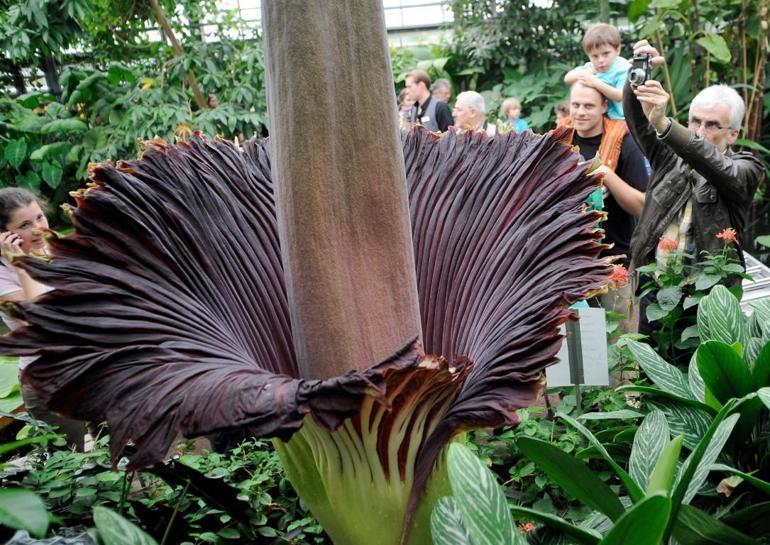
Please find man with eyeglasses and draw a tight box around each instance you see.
[623,39,765,334]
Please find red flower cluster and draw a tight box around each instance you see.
[608,264,629,290]
[657,237,678,252]
[517,522,536,534]
[716,227,738,244]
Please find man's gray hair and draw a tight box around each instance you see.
[455,91,486,114]
[690,84,745,129]
[431,78,451,92]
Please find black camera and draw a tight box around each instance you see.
[628,54,651,87]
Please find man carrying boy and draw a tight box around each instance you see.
[565,23,629,120]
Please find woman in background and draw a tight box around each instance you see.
[0,187,85,450]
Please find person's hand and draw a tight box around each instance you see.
[576,71,602,89]
[0,231,24,261]
[632,39,666,68]
[632,79,670,133]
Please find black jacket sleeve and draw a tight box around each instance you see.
[622,81,675,170]
[434,101,454,132]
[660,122,765,206]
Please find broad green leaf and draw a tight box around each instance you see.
[688,353,706,403]
[746,337,764,366]
[93,505,159,545]
[678,413,739,503]
[720,502,770,542]
[516,437,625,521]
[759,387,770,409]
[756,235,770,248]
[446,443,521,545]
[683,294,703,310]
[597,493,670,545]
[616,385,715,414]
[696,34,731,64]
[509,506,601,545]
[668,395,754,539]
[658,286,683,311]
[16,170,42,193]
[29,142,67,162]
[42,160,63,189]
[629,410,670,490]
[39,118,88,134]
[696,341,753,404]
[0,488,49,538]
[107,64,137,85]
[431,497,472,545]
[557,413,643,502]
[646,399,712,451]
[626,340,693,399]
[749,300,770,342]
[694,273,721,291]
[628,0,652,21]
[646,435,683,496]
[645,302,669,322]
[4,139,27,169]
[751,342,770,389]
[674,504,758,545]
[681,324,700,342]
[698,285,745,347]
[577,410,643,421]
[711,463,770,496]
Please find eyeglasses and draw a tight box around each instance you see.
[688,118,731,133]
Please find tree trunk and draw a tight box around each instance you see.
[9,61,26,96]
[263,0,422,380]
[39,53,61,97]
[149,0,208,110]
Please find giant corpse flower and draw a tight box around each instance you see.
[0,2,612,545]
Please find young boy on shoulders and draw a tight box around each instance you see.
[564,23,629,119]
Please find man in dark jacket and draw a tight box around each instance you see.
[625,39,764,273]
[624,39,765,333]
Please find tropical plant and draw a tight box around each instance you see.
[636,229,751,365]
[515,402,761,544]
[0,2,613,545]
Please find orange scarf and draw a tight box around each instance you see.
[558,116,629,172]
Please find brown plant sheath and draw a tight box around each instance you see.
[263,1,422,379]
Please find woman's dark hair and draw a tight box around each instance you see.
[0,187,41,229]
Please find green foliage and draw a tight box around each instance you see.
[0,487,49,538]
[93,505,158,545]
[431,443,524,545]
[637,240,750,365]
[17,433,329,544]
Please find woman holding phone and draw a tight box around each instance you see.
[0,187,84,450]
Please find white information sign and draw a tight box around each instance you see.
[545,307,609,387]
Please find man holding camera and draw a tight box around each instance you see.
[624,40,765,331]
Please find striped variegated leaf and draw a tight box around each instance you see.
[93,506,158,545]
[577,410,644,421]
[647,399,711,451]
[677,413,740,503]
[626,341,693,399]
[746,337,765,367]
[431,497,472,545]
[447,443,523,545]
[688,352,706,403]
[749,299,770,344]
[759,387,770,410]
[629,410,670,490]
[596,493,670,545]
[698,285,746,349]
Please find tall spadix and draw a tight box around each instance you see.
[263,0,422,379]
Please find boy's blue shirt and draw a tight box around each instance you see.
[581,55,630,119]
